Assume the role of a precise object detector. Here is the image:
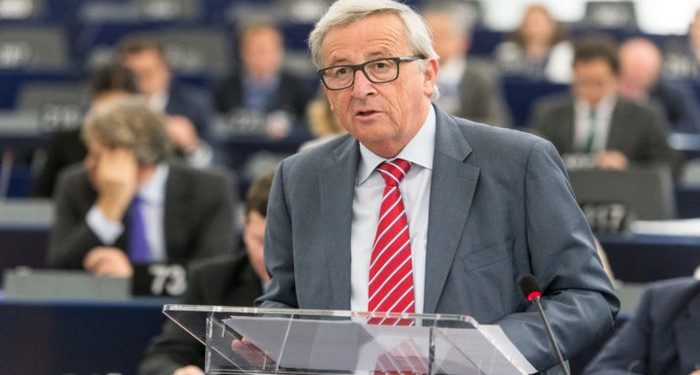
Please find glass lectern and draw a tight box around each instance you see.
[163,304,536,374]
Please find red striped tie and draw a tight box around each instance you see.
[368,159,415,325]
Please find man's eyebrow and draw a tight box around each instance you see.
[325,51,394,67]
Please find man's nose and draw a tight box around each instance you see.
[352,69,376,97]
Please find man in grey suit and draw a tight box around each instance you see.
[530,38,676,171]
[257,0,618,373]
[423,3,512,127]
[48,98,236,278]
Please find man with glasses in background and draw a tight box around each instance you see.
[257,1,618,373]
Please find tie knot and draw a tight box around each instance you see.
[377,159,411,186]
[130,195,144,208]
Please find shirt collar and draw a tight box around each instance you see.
[575,93,617,115]
[357,105,436,185]
[138,163,169,204]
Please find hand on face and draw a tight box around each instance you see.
[172,365,204,375]
[83,247,134,277]
[595,150,629,171]
[92,147,139,221]
[166,115,200,154]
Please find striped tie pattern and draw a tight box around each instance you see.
[368,159,415,325]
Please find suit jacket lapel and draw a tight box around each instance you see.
[164,164,190,260]
[561,100,575,153]
[424,108,479,313]
[674,288,700,374]
[606,101,627,152]
[320,137,358,309]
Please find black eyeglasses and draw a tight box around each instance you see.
[317,55,424,90]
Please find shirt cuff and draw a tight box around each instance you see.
[86,205,125,245]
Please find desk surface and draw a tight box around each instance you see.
[598,233,700,282]
[0,296,174,375]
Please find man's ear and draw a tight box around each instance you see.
[423,58,440,97]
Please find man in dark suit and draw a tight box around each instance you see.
[423,4,512,127]
[48,98,236,277]
[530,38,677,171]
[32,63,139,197]
[213,18,313,137]
[118,36,218,167]
[138,172,273,375]
[258,1,618,373]
[584,277,700,375]
[618,37,700,134]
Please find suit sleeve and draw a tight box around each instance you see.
[457,66,512,127]
[583,289,653,375]
[190,171,237,261]
[138,269,206,375]
[255,161,297,308]
[528,100,556,144]
[47,171,106,269]
[497,140,620,371]
[641,105,678,172]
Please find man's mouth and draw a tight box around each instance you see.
[355,109,380,119]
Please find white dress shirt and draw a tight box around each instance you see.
[86,163,169,262]
[574,95,617,153]
[350,105,436,314]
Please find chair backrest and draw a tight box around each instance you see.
[0,0,44,20]
[16,81,87,129]
[158,28,230,75]
[134,0,201,21]
[569,166,676,221]
[0,25,70,69]
[80,0,200,22]
[584,1,637,29]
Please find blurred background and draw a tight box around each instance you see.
[1,0,700,374]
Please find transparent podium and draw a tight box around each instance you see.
[164,304,536,374]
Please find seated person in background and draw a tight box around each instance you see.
[529,37,677,171]
[299,94,345,151]
[213,17,313,138]
[494,4,573,83]
[32,63,138,197]
[584,276,700,375]
[138,172,273,375]
[48,98,237,277]
[423,2,511,126]
[618,37,700,134]
[118,36,217,167]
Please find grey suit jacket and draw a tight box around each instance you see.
[529,94,677,168]
[258,105,619,372]
[584,277,700,375]
[47,162,237,268]
[456,59,512,127]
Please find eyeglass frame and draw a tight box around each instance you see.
[316,55,425,90]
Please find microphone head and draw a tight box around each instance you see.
[518,275,542,301]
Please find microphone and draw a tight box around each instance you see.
[518,275,570,375]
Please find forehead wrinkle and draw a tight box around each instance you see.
[321,14,412,67]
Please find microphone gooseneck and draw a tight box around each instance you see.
[518,275,571,375]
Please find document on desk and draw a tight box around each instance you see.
[223,316,534,374]
[630,218,700,236]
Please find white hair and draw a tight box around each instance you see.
[309,0,439,100]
